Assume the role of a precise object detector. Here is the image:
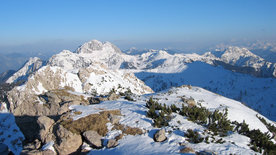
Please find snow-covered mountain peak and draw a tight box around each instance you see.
[6,57,44,83]
[76,40,122,54]
[223,46,259,58]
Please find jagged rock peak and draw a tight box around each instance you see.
[76,40,122,54]
[6,57,44,84]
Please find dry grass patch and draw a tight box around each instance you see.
[74,111,82,115]
[115,134,124,141]
[179,147,195,153]
[61,110,121,136]
[112,124,143,135]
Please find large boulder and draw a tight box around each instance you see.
[37,116,55,143]
[154,129,167,142]
[83,130,102,148]
[54,125,82,155]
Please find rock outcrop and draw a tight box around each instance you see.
[6,57,44,84]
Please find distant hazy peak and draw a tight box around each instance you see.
[76,40,122,54]
[6,57,44,84]
[223,46,258,57]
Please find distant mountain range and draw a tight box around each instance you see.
[1,40,276,155]
[2,40,276,121]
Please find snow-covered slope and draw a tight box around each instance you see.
[136,62,276,121]
[0,113,24,155]
[68,86,275,155]
[211,46,276,77]
[6,57,44,84]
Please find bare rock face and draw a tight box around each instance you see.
[154,129,167,142]
[37,116,55,143]
[83,130,103,148]
[107,139,118,148]
[54,125,82,155]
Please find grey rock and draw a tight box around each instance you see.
[37,116,55,143]
[83,130,102,148]
[54,125,82,155]
[154,129,167,142]
[107,139,118,148]
[107,93,120,100]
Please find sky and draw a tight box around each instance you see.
[0,0,276,54]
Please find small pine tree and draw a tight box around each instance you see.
[185,129,203,143]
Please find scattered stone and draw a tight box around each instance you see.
[81,142,92,152]
[180,147,195,154]
[112,124,143,135]
[109,113,120,124]
[21,149,56,155]
[181,96,196,107]
[23,139,41,151]
[88,97,101,104]
[107,93,120,100]
[154,129,167,142]
[54,125,82,155]
[107,139,118,148]
[115,134,124,141]
[83,130,103,148]
[196,150,217,155]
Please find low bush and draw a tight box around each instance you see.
[185,129,203,143]
[146,97,172,127]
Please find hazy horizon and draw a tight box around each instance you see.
[1,0,276,54]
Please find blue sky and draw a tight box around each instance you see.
[0,0,276,53]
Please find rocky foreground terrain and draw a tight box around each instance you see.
[0,40,276,154]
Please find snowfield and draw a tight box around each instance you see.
[0,113,24,155]
[69,86,273,155]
